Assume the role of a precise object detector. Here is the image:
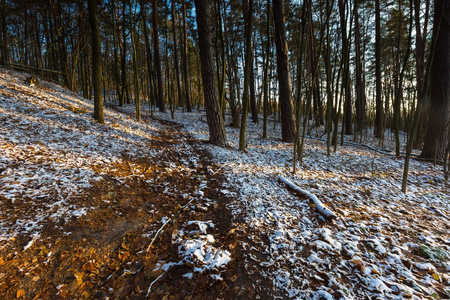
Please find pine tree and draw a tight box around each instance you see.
[87,0,104,124]
[421,0,450,160]
[194,0,227,145]
[272,0,295,143]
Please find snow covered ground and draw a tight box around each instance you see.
[157,110,450,298]
[0,69,167,243]
[1,68,449,299]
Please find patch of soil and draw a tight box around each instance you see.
[0,115,275,299]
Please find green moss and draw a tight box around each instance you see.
[418,245,431,259]
[419,244,449,261]
[432,247,449,261]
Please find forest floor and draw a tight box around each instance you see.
[0,68,273,299]
[0,68,449,299]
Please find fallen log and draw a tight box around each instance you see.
[6,63,65,75]
[278,175,337,220]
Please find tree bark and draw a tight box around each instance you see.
[413,0,430,147]
[250,54,258,124]
[111,0,122,105]
[224,19,240,128]
[421,0,450,160]
[0,0,8,65]
[216,0,226,119]
[272,0,296,143]
[141,0,156,110]
[338,0,352,135]
[182,1,192,112]
[293,0,307,172]
[171,0,183,108]
[374,0,383,138]
[394,0,413,157]
[262,0,270,138]
[87,0,104,124]
[194,0,227,145]
[132,28,141,122]
[153,0,165,112]
[354,0,365,133]
[239,0,253,151]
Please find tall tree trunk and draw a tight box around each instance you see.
[141,1,155,111]
[239,0,253,151]
[402,0,437,191]
[194,0,226,145]
[273,0,296,143]
[338,0,352,135]
[262,0,270,138]
[1,0,8,65]
[24,8,28,65]
[224,10,240,128]
[119,0,127,107]
[84,46,92,100]
[394,0,413,157]
[216,0,226,119]
[393,0,403,156]
[34,8,43,71]
[293,0,308,172]
[55,1,70,89]
[250,52,258,124]
[164,0,173,117]
[153,0,165,112]
[87,0,104,124]
[132,28,141,122]
[112,0,121,104]
[354,0,365,133]
[306,1,323,127]
[182,1,192,112]
[421,0,450,160]
[324,0,333,156]
[47,7,58,81]
[171,0,183,108]
[374,0,383,138]
[413,0,430,147]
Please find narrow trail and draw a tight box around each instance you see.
[0,107,273,299]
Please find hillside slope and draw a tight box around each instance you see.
[0,69,255,299]
[1,68,450,299]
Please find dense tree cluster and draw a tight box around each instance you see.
[0,0,448,181]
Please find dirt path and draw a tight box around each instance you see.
[0,113,273,299]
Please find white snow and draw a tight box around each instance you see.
[1,68,449,298]
[157,108,450,299]
[0,69,164,242]
[176,223,231,273]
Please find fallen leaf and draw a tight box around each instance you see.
[16,289,26,298]
[226,229,236,236]
[351,259,364,273]
[82,262,95,272]
[432,273,440,281]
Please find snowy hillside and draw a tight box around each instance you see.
[1,68,449,299]
[158,100,450,298]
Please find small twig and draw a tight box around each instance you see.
[121,174,144,180]
[126,160,134,173]
[146,219,172,255]
[145,196,197,256]
[211,159,239,176]
[146,271,166,297]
